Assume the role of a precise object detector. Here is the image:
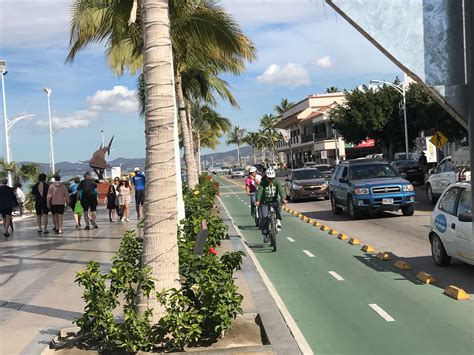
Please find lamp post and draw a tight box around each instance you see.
[370,74,409,159]
[42,87,55,174]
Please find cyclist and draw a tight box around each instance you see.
[245,166,259,218]
[256,168,287,242]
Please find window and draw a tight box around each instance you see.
[438,187,460,215]
[341,167,348,178]
[349,164,398,180]
[333,166,341,179]
[436,160,447,173]
[457,188,472,217]
[443,160,455,172]
[293,170,323,180]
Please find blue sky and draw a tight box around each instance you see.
[0,0,401,164]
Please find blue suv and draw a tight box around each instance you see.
[329,159,416,219]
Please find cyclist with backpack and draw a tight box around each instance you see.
[255,168,287,243]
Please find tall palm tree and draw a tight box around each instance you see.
[274,98,294,117]
[244,132,261,164]
[138,0,180,322]
[226,126,246,167]
[260,114,281,163]
[326,86,340,93]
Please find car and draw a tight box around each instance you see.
[303,161,317,168]
[425,151,471,204]
[285,168,329,202]
[429,182,472,266]
[393,152,416,160]
[390,159,425,185]
[328,159,416,219]
[230,168,245,178]
[310,164,333,180]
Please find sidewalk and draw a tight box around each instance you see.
[0,204,302,354]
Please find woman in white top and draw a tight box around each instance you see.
[117,180,131,222]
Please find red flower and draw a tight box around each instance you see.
[209,247,217,255]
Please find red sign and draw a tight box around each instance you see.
[355,139,375,148]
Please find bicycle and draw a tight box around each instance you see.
[268,203,277,252]
[250,193,259,227]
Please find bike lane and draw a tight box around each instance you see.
[217,177,474,355]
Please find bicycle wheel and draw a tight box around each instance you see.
[270,211,277,252]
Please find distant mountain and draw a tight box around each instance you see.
[201,145,264,166]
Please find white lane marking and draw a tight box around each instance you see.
[328,271,344,281]
[369,304,395,322]
[287,237,295,242]
[303,250,315,258]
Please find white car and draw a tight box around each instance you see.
[230,168,245,178]
[425,152,471,204]
[429,182,472,266]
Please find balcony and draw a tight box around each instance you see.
[313,132,329,141]
[301,134,314,143]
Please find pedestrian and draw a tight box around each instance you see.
[131,167,145,219]
[77,171,99,230]
[105,184,117,222]
[31,173,50,234]
[69,176,82,229]
[13,184,26,216]
[0,178,18,237]
[47,175,70,235]
[113,177,122,220]
[118,179,131,222]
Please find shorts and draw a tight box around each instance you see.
[81,198,97,212]
[51,205,65,215]
[1,207,13,218]
[135,189,145,206]
[35,204,49,216]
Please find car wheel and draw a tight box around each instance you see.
[426,184,437,205]
[431,233,451,266]
[347,196,361,219]
[331,194,342,215]
[401,204,415,216]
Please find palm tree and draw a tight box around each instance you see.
[226,126,246,167]
[244,132,261,164]
[138,0,180,322]
[274,98,294,117]
[260,114,281,164]
[326,86,340,93]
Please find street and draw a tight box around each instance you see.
[217,175,474,355]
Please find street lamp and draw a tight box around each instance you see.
[42,87,55,174]
[1,60,36,186]
[370,74,409,158]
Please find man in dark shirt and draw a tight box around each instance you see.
[31,173,50,234]
[131,167,146,219]
[77,171,99,230]
[0,178,18,237]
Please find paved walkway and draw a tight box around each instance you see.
[217,176,474,355]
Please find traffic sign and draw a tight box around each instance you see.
[430,131,448,149]
[416,137,427,151]
[321,150,328,159]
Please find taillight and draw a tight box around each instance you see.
[459,171,466,181]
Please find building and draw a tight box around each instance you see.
[275,93,346,167]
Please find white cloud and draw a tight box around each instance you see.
[314,56,332,69]
[36,110,98,132]
[257,63,310,88]
[87,86,138,113]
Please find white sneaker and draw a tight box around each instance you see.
[126,218,130,222]
[276,219,282,229]
[120,217,125,222]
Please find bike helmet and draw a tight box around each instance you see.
[265,168,276,178]
[249,166,257,173]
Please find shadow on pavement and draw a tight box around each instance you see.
[0,300,82,321]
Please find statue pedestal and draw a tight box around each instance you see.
[97,181,111,205]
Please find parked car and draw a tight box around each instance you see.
[285,168,329,202]
[425,151,471,204]
[394,152,416,160]
[310,164,333,180]
[390,160,425,185]
[230,168,245,178]
[429,182,472,266]
[303,161,317,168]
[328,159,416,219]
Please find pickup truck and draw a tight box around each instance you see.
[425,150,471,204]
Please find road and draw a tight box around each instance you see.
[217,176,474,354]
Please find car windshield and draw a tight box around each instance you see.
[349,164,399,180]
[394,160,418,166]
[293,170,323,180]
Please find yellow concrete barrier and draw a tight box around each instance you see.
[416,272,437,284]
[444,285,470,300]
[348,238,360,245]
[338,233,348,240]
[302,215,308,221]
[308,219,315,224]
[376,252,391,260]
[313,221,321,227]
[328,229,338,235]
[394,260,412,270]
[320,225,330,231]
[361,245,375,253]
[292,211,299,216]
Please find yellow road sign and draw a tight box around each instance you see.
[430,131,448,149]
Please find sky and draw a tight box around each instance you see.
[0,0,401,164]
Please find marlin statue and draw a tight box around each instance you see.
[88,136,114,180]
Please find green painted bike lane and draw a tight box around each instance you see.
[217,177,474,355]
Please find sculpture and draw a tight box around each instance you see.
[89,136,114,180]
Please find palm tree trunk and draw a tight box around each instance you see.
[194,132,201,175]
[175,73,198,188]
[253,147,256,164]
[140,0,180,323]
[237,143,241,167]
[186,105,195,166]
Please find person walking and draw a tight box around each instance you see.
[77,171,99,230]
[418,151,428,172]
[31,173,50,234]
[117,179,131,222]
[69,176,82,229]
[13,184,26,216]
[105,184,117,222]
[47,175,70,235]
[0,178,18,237]
[131,167,145,219]
[113,177,122,220]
